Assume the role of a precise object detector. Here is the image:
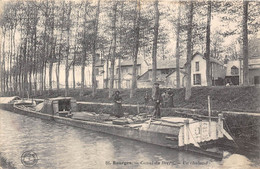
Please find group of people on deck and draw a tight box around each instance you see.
[113,82,174,119]
[151,83,174,118]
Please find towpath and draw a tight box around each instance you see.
[77,101,260,117]
[33,98,260,117]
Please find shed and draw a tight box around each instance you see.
[39,97,78,115]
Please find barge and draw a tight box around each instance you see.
[0,96,234,159]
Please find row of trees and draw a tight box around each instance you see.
[0,0,259,100]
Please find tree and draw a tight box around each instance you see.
[205,0,212,86]
[56,1,66,91]
[1,24,7,93]
[109,0,117,98]
[151,0,159,84]
[117,1,124,90]
[185,2,194,101]
[72,9,80,90]
[48,1,55,92]
[92,0,101,97]
[175,1,181,88]
[130,0,141,98]
[64,2,72,96]
[242,0,249,86]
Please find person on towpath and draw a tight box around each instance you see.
[113,90,123,118]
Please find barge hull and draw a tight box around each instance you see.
[10,104,224,159]
[13,105,179,148]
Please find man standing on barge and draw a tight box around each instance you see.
[152,82,162,118]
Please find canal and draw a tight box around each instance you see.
[0,109,258,169]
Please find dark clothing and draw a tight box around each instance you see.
[113,94,123,118]
[144,93,149,105]
[152,87,162,118]
[153,100,161,118]
[166,91,174,108]
[162,92,169,108]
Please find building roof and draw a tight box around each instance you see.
[148,58,186,70]
[121,58,147,67]
[192,52,224,65]
[210,57,224,65]
[166,69,186,78]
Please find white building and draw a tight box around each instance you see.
[190,52,226,86]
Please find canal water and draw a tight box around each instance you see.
[0,109,259,169]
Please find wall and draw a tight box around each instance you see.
[191,54,207,86]
[249,69,260,85]
[140,61,149,76]
[211,62,226,80]
[226,60,240,76]
[166,71,186,88]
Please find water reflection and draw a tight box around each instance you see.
[0,110,258,169]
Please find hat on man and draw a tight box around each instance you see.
[153,82,160,86]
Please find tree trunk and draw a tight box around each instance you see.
[49,5,55,92]
[9,27,13,94]
[109,0,117,98]
[1,28,6,93]
[41,5,48,94]
[130,0,141,98]
[65,2,72,97]
[72,61,75,89]
[80,2,88,97]
[206,0,212,86]
[92,0,101,97]
[242,0,249,86]
[185,2,193,101]
[73,10,80,90]
[175,1,181,88]
[56,1,65,91]
[118,1,124,90]
[49,62,53,91]
[152,0,159,84]
[43,61,47,91]
[106,40,113,89]
[106,57,109,89]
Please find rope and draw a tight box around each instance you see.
[223,120,239,148]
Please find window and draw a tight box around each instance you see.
[193,74,201,85]
[161,69,169,74]
[195,62,199,71]
[95,68,99,75]
[231,66,239,75]
[254,76,260,85]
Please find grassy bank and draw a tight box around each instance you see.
[30,86,260,112]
